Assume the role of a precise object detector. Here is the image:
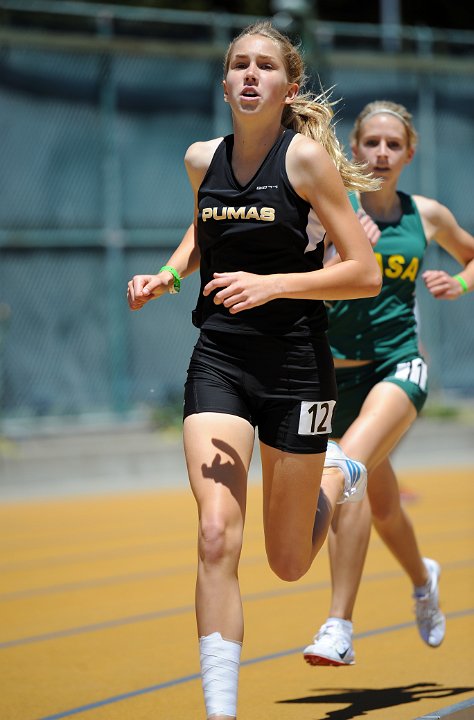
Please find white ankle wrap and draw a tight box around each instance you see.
[200,632,242,718]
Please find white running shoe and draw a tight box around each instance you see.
[303,618,355,666]
[413,558,446,647]
[325,441,367,504]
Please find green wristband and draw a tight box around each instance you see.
[453,274,468,294]
[159,265,181,294]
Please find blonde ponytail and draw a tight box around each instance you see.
[283,91,380,192]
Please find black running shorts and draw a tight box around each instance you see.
[183,329,338,454]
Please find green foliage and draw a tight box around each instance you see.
[150,395,184,431]
[421,400,474,422]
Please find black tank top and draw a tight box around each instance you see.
[193,129,328,337]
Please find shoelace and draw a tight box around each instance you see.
[414,594,439,622]
[315,623,350,644]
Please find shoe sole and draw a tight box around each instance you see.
[345,468,367,503]
[304,652,354,667]
[326,442,367,504]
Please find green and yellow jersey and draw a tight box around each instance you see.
[327,191,427,363]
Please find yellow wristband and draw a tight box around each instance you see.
[159,265,181,294]
[453,274,468,294]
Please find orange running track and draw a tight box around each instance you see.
[0,467,473,720]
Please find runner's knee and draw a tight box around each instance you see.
[199,517,242,566]
[266,547,309,582]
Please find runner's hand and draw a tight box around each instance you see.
[357,208,381,247]
[422,269,465,300]
[204,271,276,313]
[127,272,172,311]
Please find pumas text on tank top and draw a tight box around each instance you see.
[194,129,328,337]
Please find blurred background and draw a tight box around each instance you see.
[1,10,472,720]
[0,0,473,442]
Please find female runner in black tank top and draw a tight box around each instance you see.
[127,22,381,720]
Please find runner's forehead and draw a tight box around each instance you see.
[360,114,407,137]
[230,35,281,61]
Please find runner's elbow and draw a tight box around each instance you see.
[364,267,383,297]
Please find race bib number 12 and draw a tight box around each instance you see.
[298,400,336,435]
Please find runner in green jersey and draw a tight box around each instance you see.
[303,100,474,667]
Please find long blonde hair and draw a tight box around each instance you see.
[224,21,379,192]
[350,100,418,149]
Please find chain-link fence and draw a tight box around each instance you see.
[0,7,473,429]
